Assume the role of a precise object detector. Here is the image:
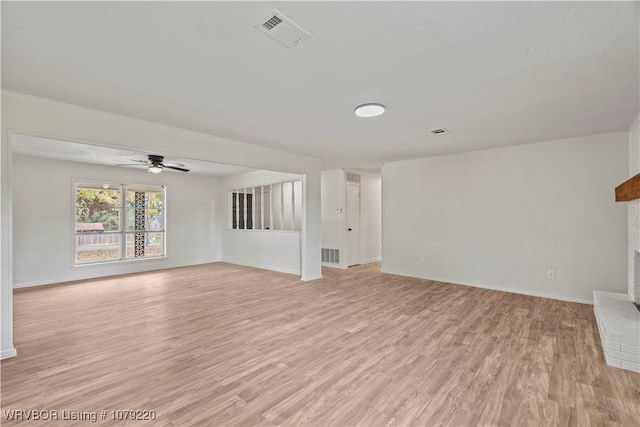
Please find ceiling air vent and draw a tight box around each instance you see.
[262,15,282,31]
[254,10,310,48]
[430,128,447,135]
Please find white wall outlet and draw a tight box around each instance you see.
[547,269,556,280]
[419,257,425,264]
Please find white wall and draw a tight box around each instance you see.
[12,155,221,286]
[1,91,323,358]
[629,116,640,175]
[382,132,628,304]
[321,169,381,268]
[222,170,302,275]
[628,114,640,302]
[321,170,347,268]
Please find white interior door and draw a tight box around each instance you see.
[346,183,361,267]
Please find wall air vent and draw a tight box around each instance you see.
[322,248,340,264]
[346,172,361,184]
[254,10,310,48]
[430,128,447,135]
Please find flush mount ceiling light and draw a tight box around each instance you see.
[148,165,163,174]
[354,103,385,118]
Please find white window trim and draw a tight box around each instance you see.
[72,179,167,266]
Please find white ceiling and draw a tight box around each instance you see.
[2,1,638,170]
[11,134,256,177]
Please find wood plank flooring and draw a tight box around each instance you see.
[2,262,639,426]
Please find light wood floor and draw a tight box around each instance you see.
[2,262,639,426]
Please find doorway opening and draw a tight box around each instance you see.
[320,169,381,270]
[347,182,361,267]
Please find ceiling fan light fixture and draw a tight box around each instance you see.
[116,154,189,173]
[354,103,385,118]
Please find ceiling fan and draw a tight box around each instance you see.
[117,154,190,174]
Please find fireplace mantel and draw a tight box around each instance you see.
[615,172,640,202]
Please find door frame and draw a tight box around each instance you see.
[346,181,361,267]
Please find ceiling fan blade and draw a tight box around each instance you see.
[162,162,186,168]
[130,159,150,164]
[114,163,148,167]
[164,165,190,172]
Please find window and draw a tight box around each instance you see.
[230,180,302,231]
[75,182,165,264]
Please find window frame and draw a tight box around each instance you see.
[229,179,302,232]
[73,180,167,266]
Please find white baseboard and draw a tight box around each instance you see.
[12,260,223,289]
[322,262,346,269]
[380,269,593,305]
[222,259,301,276]
[13,279,60,289]
[321,258,379,269]
[1,347,17,359]
[301,273,323,282]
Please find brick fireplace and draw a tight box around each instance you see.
[616,173,640,307]
[592,174,640,373]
